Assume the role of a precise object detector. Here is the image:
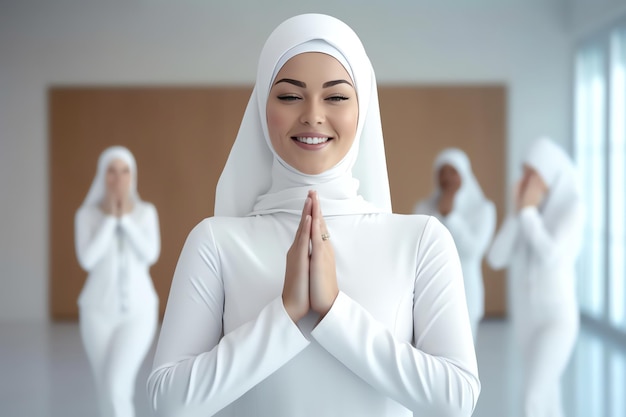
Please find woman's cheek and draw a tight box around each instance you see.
[267,109,289,140]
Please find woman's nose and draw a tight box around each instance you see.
[300,100,325,125]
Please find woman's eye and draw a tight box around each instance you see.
[277,95,300,101]
[327,95,349,102]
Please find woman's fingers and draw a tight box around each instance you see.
[298,197,312,245]
[518,176,545,209]
[282,196,313,323]
[101,192,118,215]
[525,176,546,207]
[294,197,311,243]
[309,191,338,318]
[284,191,339,322]
[310,190,329,240]
[529,172,547,194]
[122,195,134,214]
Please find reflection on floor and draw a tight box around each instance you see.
[473,318,626,417]
[0,318,624,417]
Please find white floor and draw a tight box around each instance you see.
[0,318,624,417]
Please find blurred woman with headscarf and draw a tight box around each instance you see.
[414,148,496,340]
[75,146,160,417]
[487,137,583,417]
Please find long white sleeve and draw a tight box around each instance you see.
[311,218,480,416]
[147,220,310,417]
[75,208,118,271]
[119,204,160,266]
[486,214,519,270]
[518,205,583,268]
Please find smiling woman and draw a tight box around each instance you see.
[147,13,480,417]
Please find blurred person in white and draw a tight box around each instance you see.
[487,137,583,417]
[413,148,496,340]
[75,146,160,417]
[147,13,479,417]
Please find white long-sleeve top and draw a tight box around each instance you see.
[148,212,480,417]
[74,202,160,314]
[487,204,583,314]
[413,200,495,328]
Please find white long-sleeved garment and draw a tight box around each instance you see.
[80,305,158,417]
[487,206,582,417]
[148,212,480,417]
[414,202,495,339]
[487,138,584,417]
[413,149,496,339]
[75,202,160,313]
[75,201,160,417]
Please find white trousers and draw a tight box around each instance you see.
[80,306,157,417]
[517,305,579,417]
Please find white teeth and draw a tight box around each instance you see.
[295,137,329,144]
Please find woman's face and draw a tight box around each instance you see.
[438,164,461,192]
[105,158,131,198]
[266,52,359,175]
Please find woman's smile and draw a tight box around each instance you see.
[292,134,333,148]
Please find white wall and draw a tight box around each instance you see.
[566,0,626,39]
[0,0,575,321]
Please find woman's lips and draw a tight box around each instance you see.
[293,136,331,144]
[292,136,333,150]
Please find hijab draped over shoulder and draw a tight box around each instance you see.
[215,13,392,217]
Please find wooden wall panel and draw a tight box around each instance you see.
[48,87,251,320]
[49,85,507,320]
[379,86,507,316]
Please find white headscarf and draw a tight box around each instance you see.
[214,13,391,217]
[523,137,581,219]
[433,148,487,214]
[81,146,140,208]
[428,148,488,216]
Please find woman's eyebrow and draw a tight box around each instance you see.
[273,79,354,88]
[274,78,306,87]
[323,79,353,88]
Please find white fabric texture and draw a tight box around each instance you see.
[75,146,160,313]
[75,146,160,417]
[149,214,479,417]
[75,203,160,313]
[80,306,157,417]
[486,137,583,417]
[413,148,496,339]
[148,13,479,417]
[214,15,391,217]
